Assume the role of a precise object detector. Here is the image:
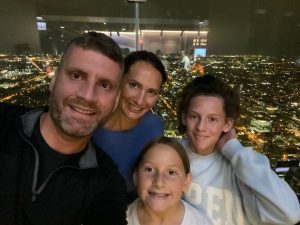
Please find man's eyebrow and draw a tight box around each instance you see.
[66,67,86,74]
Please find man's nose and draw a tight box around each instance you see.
[77,82,97,103]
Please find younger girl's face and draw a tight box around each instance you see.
[134,143,191,213]
[182,95,233,155]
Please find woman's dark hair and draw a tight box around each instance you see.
[124,50,167,85]
[177,74,240,133]
[133,136,190,174]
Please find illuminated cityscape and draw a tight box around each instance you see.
[1,54,299,162]
[160,55,300,162]
[0,0,299,220]
[0,53,299,197]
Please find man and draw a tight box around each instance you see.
[0,32,127,225]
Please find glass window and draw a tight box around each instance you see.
[0,0,299,195]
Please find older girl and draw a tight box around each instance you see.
[177,74,300,225]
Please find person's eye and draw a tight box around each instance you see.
[148,90,159,96]
[99,81,112,91]
[70,72,81,80]
[168,170,177,176]
[188,114,197,119]
[209,117,217,122]
[129,82,138,88]
[144,167,154,173]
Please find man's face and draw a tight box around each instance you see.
[49,47,122,137]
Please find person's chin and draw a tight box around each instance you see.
[126,111,143,120]
[125,107,147,120]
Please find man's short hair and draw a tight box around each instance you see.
[59,31,123,71]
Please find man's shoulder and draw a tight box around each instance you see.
[0,103,32,120]
[0,103,34,143]
[92,142,118,166]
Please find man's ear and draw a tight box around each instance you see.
[49,68,58,92]
[223,118,234,133]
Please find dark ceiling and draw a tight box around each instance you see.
[34,0,209,19]
[33,0,300,32]
[34,0,299,22]
[32,0,300,55]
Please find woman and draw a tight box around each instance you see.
[176,74,300,225]
[92,50,167,196]
[127,136,212,225]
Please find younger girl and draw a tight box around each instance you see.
[127,136,212,225]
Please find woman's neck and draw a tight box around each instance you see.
[104,108,140,131]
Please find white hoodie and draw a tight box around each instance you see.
[179,138,300,225]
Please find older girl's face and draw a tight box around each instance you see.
[118,61,162,121]
[182,95,233,155]
[134,143,191,213]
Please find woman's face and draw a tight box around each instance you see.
[182,95,233,155]
[118,61,162,120]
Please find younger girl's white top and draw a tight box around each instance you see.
[126,198,212,225]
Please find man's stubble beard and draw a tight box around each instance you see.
[49,94,109,138]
